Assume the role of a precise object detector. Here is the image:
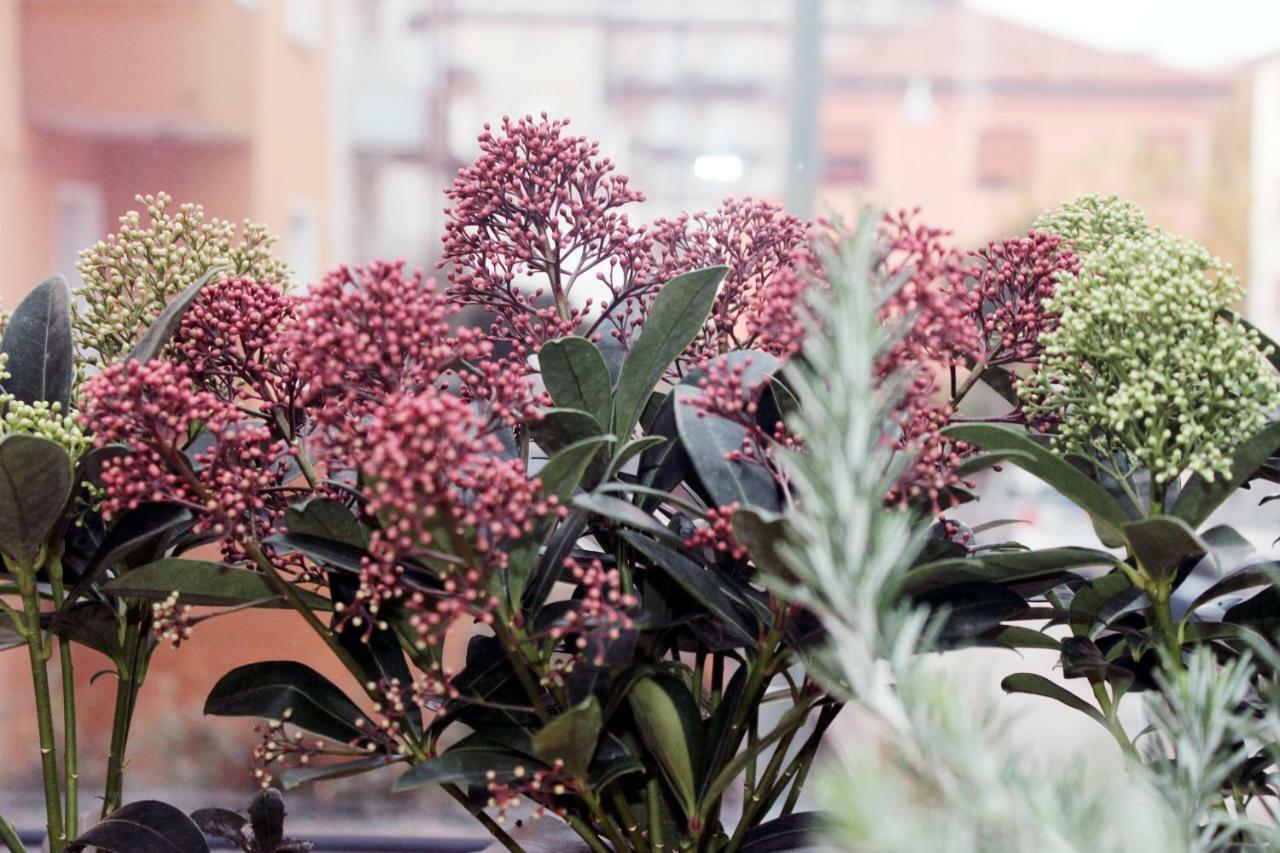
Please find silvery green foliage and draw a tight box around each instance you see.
[1142,647,1278,850]
[774,217,1184,853]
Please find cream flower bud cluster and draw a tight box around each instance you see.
[3,399,90,458]
[74,191,289,366]
[1022,196,1279,485]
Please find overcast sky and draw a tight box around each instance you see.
[966,0,1280,69]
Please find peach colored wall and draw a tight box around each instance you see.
[21,0,256,141]
[0,0,332,306]
[820,89,1228,249]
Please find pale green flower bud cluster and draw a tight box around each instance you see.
[3,399,90,459]
[74,191,290,367]
[1030,193,1151,258]
[1022,196,1280,485]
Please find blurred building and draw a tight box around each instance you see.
[0,0,333,305]
[333,0,945,269]
[1249,54,1280,335]
[820,6,1238,248]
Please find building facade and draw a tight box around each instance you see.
[0,0,333,305]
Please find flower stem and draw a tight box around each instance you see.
[0,812,25,853]
[17,568,64,853]
[102,613,146,817]
[47,561,77,839]
[441,783,523,853]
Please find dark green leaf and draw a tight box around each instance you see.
[392,736,535,792]
[1122,516,1205,582]
[281,754,407,790]
[0,274,73,410]
[620,531,756,643]
[1225,588,1280,632]
[915,581,1026,646]
[102,558,332,609]
[48,601,123,662]
[986,625,1060,651]
[740,812,826,853]
[1186,562,1277,616]
[943,423,1129,541]
[128,267,222,363]
[533,407,608,456]
[539,336,612,430]
[612,266,727,439]
[572,493,684,546]
[189,807,250,851]
[283,498,364,547]
[628,675,700,817]
[204,661,367,744]
[902,547,1117,595]
[731,507,792,582]
[266,532,365,573]
[67,800,210,853]
[537,436,613,502]
[674,386,781,512]
[55,503,194,623]
[1172,420,1280,527]
[1000,673,1106,725]
[0,433,72,564]
[1069,572,1139,638]
[532,697,602,778]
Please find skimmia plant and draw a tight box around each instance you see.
[6,110,1280,853]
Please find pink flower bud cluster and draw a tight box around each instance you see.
[283,260,540,470]
[876,212,980,511]
[541,557,637,670]
[80,360,288,541]
[172,276,298,413]
[684,358,797,493]
[441,114,654,355]
[483,759,577,823]
[970,231,1079,366]
[651,198,812,368]
[684,505,748,560]
[338,389,556,641]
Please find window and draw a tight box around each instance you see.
[54,182,104,294]
[976,129,1034,189]
[284,0,322,50]
[287,198,319,287]
[826,129,873,185]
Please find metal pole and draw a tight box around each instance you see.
[786,0,823,218]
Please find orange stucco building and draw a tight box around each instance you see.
[820,8,1240,253]
[0,0,334,306]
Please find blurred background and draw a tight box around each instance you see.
[3,0,1280,843]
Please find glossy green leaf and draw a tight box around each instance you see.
[1068,572,1139,638]
[1171,420,1280,527]
[540,336,612,429]
[1186,562,1277,617]
[392,735,534,792]
[204,660,367,743]
[916,581,1026,645]
[0,433,72,565]
[612,266,727,439]
[902,547,1118,595]
[1000,673,1106,725]
[281,754,408,790]
[283,498,365,547]
[67,800,209,853]
[532,697,603,778]
[943,423,1129,541]
[102,558,332,609]
[1122,516,1205,582]
[674,385,781,512]
[628,676,699,817]
[537,435,614,502]
[620,531,756,643]
[572,493,685,546]
[986,625,1061,651]
[532,408,608,459]
[0,274,73,411]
